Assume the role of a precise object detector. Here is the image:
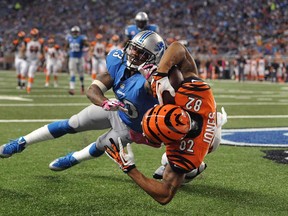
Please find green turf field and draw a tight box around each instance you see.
[0,70,287,216]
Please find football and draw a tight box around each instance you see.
[168,65,183,91]
[162,66,183,104]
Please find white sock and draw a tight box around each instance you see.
[23,125,54,145]
[72,143,95,162]
[69,81,75,89]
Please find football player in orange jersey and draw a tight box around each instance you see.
[90,33,107,80]
[12,31,28,89]
[44,38,60,87]
[25,28,44,93]
[104,41,227,205]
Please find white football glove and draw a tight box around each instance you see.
[105,137,135,173]
[152,76,175,105]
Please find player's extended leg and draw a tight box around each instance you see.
[15,58,21,89]
[0,105,111,158]
[26,62,38,94]
[20,60,28,89]
[68,57,77,95]
[49,110,131,171]
[79,57,85,94]
[45,64,52,87]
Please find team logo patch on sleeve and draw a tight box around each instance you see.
[221,128,288,147]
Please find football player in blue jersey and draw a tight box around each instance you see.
[65,26,90,95]
[125,12,159,43]
[0,31,166,171]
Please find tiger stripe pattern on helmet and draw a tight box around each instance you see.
[142,104,191,145]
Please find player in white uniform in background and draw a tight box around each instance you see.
[244,56,251,81]
[55,44,65,75]
[45,38,59,87]
[90,33,107,80]
[65,26,90,95]
[25,28,44,94]
[257,55,265,81]
[250,57,257,81]
[12,31,27,89]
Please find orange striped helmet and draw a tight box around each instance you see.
[18,31,26,38]
[142,104,191,144]
[96,33,103,40]
[48,38,55,44]
[30,28,39,36]
[112,34,119,41]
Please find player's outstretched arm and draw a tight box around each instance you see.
[157,41,198,76]
[105,138,184,205]
[86,72,113,106]
[127,164,184,205]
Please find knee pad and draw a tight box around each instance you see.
[68,114,80,129]
[89,143,104,157]
[70,76,76,82]
[47,119,76,138]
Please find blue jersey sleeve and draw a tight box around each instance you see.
[125,25,139,40]
[106,49,126,80]
[147,24,159,33]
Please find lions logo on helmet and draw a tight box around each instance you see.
[124,30,165,70]
[142,104,191,145]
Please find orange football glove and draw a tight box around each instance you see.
[105,138,136,173]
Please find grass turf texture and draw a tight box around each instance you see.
[0,70,287,215]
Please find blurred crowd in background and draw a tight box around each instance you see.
[0,0,287,82]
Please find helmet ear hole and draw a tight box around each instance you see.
[142,104,191,145]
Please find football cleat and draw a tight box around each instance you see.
[0,137,27,158]
[218,107,228,127]
[68,89,75,95]
[153,165,165,179]
[49,152,79,171]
